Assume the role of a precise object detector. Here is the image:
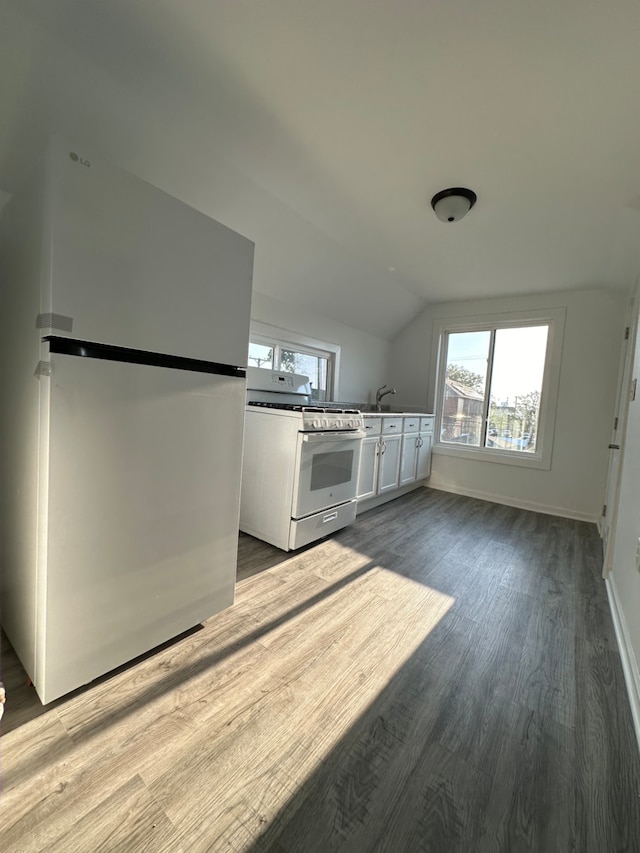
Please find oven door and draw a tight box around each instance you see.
[291,430,364,520]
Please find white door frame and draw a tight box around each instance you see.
[603,281,640,578]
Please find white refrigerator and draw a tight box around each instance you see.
[0,138,254,704]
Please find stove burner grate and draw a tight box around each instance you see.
[247,401,360,415]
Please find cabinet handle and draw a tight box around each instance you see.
[379,440,386,455]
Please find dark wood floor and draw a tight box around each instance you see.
[2,488,640,852]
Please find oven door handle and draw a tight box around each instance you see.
[301,430,366,443]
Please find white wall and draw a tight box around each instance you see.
[250,292,390,404]
[0,1,423,342]
[389,287,627,521]
[389,309,435,411]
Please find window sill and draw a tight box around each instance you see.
[433,443,551,471]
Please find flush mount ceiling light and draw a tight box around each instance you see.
[431,187,477,223]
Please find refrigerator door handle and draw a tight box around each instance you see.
[43,336,246,378]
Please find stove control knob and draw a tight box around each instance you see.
[313,419,322,428]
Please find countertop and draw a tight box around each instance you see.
[328,402,434,416]
[361,411,435,417]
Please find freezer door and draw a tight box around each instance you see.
[39,352,245,703]
[44,137,254,365]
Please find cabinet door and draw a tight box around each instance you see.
[416,433,433,480]
[378,434,402,493]
[357,437,380,500]
[399,433,419,486]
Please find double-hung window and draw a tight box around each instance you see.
[434,308,565,469]
[248,322,339,401]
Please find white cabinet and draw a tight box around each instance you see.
[400,433,420,486]
[381,417,403,437]
[362,416,383,439]
[358,413,434,506]
[400,416,434,485]
[356,417,402,499]
[400,417,421,486]
[357,436,380,501]
[378,433,402,493]
[416,417,434,480]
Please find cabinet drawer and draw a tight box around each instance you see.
[381,417,403,435]
[403,416,420,433]
[420,416,434,433]
[362,416,382,435]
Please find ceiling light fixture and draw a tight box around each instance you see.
[431,187,477,223]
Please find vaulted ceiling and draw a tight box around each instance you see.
[2,1,640,339]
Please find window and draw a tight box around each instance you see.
[433,308,565,469]
[248,322,339,401]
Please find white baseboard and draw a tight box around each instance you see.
[606,574,640,755]
[427,482,597,524]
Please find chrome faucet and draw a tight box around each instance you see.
[375,384,396,411]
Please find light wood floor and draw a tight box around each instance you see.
[2,488,640,852]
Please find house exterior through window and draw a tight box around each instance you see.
[442,378,485,444]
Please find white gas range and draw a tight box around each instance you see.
[239,368,365,551]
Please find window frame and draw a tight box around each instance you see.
[248,321,341,401]
[432,307,566,470]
